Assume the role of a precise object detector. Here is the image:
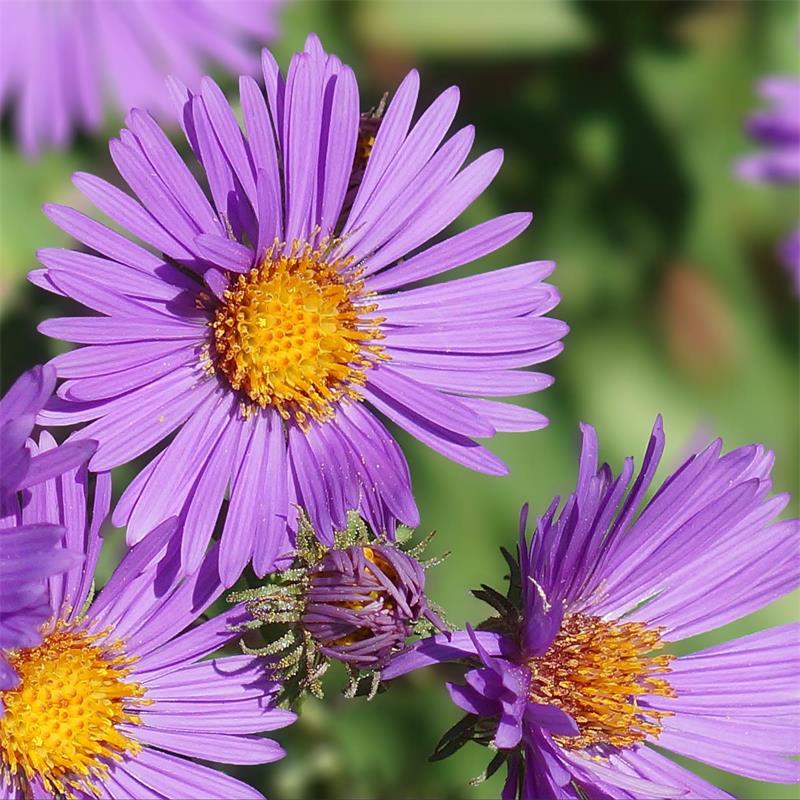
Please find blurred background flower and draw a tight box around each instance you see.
[736,73,800,290]
[1,1,797,799]
[0,0,280,156]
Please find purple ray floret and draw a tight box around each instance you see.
[385,418,800,799]
[736,74,800,290]
[0,451,294,799]
[0,0,281,156]
[0,364,95,498]
[34,34,567,586]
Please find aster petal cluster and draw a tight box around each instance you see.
[0,365,94,500]
[34,34,566,585]
[1,367,96,692]
[0,450,294,799]
[385,419,800,798]
[736,75,800,289]
[0,0,280,155]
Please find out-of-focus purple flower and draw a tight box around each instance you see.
[778,227,800,292]
[0,452,294,799]
[736,75,800,289]
[33,34,566,586]
[385,419,800,798]
[0,364,95,498]
[1,367,97,692]
[737,78,800,183]
[0,0,281,156]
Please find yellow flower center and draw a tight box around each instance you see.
[0,627,147,798]
[210,242,383,424]
[529,613,674,751]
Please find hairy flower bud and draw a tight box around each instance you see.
[230,513,447,699]
[302,544,438,670]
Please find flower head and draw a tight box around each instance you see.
[232,513,445,700]
[736,75,800,290]
[35,34,566,585]
[385,419,800,798]
[0,0,280,155]
[0,448,294,799]
[1,367,96,692]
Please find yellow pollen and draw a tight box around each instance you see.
[529,614,675,751]
[0,627,148,798]
[356,133,376,168]
[210,242,384,424]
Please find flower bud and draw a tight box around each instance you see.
[302,544,439,670]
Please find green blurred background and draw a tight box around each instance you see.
[1,1,798,798]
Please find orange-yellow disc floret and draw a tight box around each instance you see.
[529,613,675,751]
[210,242,384,424]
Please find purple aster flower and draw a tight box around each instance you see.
[1,367,96,691]
[0,364,95,499]
[736,75,800,290]
[0,0,281,156]
[0,444,295,799]
[385,418,800,798]
[33,34,567,585]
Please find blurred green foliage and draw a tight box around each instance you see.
[1,1,798,799]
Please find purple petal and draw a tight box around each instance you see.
[382,630,510,680]
[127,727,286,766]
[366,364,495,438]
[282,52,323,244]
[346,69,419,225]
[71,171,190,260]
[344,84,460,241]
[194,233,254,273]
[366,212,531,293]
[317,65,359,236]
[361,384,508,476]
[200,77,257,207]
[252,412,290,577]
[524,703,579,737]
[119,749,265,800]
[17,439,96,491]
[364,148,504,274]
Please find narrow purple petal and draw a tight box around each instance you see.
[194,233,254,272]
[361,384,508,476]
[383,630,511,680]
[120,749,265,800]
[366,212,532,292]
[346,69,419,225]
